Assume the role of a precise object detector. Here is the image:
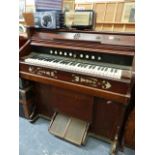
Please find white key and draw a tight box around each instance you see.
[64,62,72,71]
[101,68,108,77]
[112,69,118,79]
[116,70,122,79]
[92,66,99,75]
[108,68,115,78]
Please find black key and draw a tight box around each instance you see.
[45,58,52,62]
[41,58,47,60]
[91,66,96,69]
[50,59,57,62]
[114,69,118,73]
[104,67,108,71]
[101,67,105,71]
[40,58,46,60]
[83,64,88,68]
[69,62,74,66]
[80,64,85,68]
[53,59,61,63]
[70,62,77,66]
[37,58,44,60]
[31,55,38,59]
[78,64,85,67]
[64,61,71,65]
[60,61,65,64]
[72,62,78,65]
[89,65,93,69]
[60,60,70,64]
[98,66,102,70]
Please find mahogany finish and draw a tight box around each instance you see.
[19,36,28,48]
[19,27,135,149]
[124,108,135,149]
[91,97,126,140]
[33,83,94,122]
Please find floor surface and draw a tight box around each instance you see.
[19,117,135,155]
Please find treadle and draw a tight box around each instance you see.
[48,113,89,145]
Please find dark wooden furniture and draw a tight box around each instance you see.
[19,35,27,48]
[19,86,35,120]
[19,27,135,155]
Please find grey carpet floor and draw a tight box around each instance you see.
[19,117,135,155]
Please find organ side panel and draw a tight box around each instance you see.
[91,97,126,141]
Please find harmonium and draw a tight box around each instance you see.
[19,27,135,155]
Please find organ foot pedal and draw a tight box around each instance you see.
[48,113,89,145]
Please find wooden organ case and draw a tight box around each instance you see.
[19,27,135,154]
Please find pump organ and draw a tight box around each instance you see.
[19,27,135,154]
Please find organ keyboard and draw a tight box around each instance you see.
[25,53,123,79]
[19,27,135,154]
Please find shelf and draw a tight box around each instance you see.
[96,22,135,25]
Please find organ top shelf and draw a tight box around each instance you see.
[26,27,135,56]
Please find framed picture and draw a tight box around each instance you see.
[122,2,135,23]
[19,0,26,21]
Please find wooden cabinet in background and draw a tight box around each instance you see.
[19,36,28,48]
[75,1,135,32]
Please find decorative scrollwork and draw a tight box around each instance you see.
[102,80,111,89]
[28,66,57,78]
[72,74,112,90]
[74,33,80,40]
